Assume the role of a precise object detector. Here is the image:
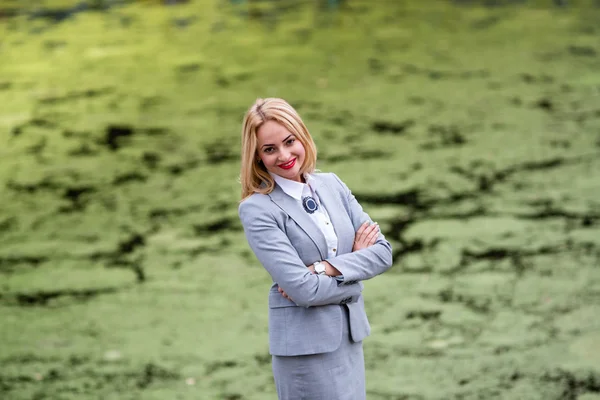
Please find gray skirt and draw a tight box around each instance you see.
[271,305,366,400]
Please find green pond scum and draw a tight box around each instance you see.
[1,0,600,399]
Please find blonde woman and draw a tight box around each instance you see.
[238,98,393,400]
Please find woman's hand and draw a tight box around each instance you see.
[279,260,342,300]
[353,221,379,252]
[278,224,378,300]
[278,286,292,301]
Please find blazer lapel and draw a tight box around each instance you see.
[269,185,328,260]
[313,176,355,256]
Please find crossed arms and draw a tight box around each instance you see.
[238,173,393,308]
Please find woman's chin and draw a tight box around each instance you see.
[281,169,302,182]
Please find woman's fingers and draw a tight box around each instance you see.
[359,222,378,242]
[366,223,379,244]
[355,221,372,243]
[278,286,290,300]
[353,222,379,250]
[354,221,368,241]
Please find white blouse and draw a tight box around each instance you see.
[270,173,339,258]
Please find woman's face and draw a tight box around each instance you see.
[256,120,306,182]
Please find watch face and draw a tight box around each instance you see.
[315,262,325,274]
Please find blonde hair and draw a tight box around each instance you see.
[240,98,317,200]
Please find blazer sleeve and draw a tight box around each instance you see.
[239,198,363,308]
[325,173,394,283]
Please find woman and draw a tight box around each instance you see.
[238,98,393,400]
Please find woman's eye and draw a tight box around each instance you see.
[286,139,295,145]
[264,148,273,153]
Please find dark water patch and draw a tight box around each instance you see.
[205,360,238,375]
[28,3,88,23]
[0,217,17,234]
[11,117,58,137]
[148,204,203,219]
[534,98,554,112]
[102,124,133,151]
[113,171,147,186]
[541,368,600,398]
[1,354,62,364]
[6,178,61,193]
[0,256,48,274]
[0,7,19,20]
[353,149,392,160]
[463,247,513,261]
[193,217,238,235]
[321,149,392,162]
[371,119,414,135]
[568,108,600,124]
[139,96,165,111]
[510,96,522,106]
[175,62,202,75]
[471,15,502,30]
[88,233,146,282]
[137,362,180,389]
[293,100,323,110]
[59,185,96,213]
[427,206,489,220]
[450,157,567,192]
[392,239,424,264]
[63,129,92,139]
[328,110,354,126]
[37,86,114,104]
[402,64,490,80]
[463,245,559,270]
[520,73,554,84]
[518,206,600,226]
[8,286,120,306]
[549,139,571,148]
[141,127,169,136]
[437,287,492,313]
[253,353,271,366]
[165,159,200,175]
[356,189,422,208]
[408,96,426,105]
[368,57,384,74]
[43,40,67,50]
[141,151,161,169]
[568,45,597,57]
[118,233,145,254]
[420,124,467,150]
[405,309,442,320]
[205,140,236,164]
[68,142,99,156]
[172,15,197,29]
[13,1,131,25]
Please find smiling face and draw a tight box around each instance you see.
[256,120,306,182]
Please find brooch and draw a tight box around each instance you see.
[302,196,319,214]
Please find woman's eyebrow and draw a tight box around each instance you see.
[261,134,293,148]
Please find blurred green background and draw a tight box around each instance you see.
[1,0,600,399]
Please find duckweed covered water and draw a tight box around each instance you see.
[1,1,600,399]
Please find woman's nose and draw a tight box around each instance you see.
[278,149,290,161]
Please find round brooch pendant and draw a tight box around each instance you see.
[302,196,319,214]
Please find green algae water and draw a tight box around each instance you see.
[1,0,600,399]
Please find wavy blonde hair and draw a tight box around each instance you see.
[240,98,317,200]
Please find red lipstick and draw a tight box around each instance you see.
[278,158,296,170]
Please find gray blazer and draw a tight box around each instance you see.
[238,172,393,356]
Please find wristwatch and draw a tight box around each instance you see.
[313,261,327,275]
